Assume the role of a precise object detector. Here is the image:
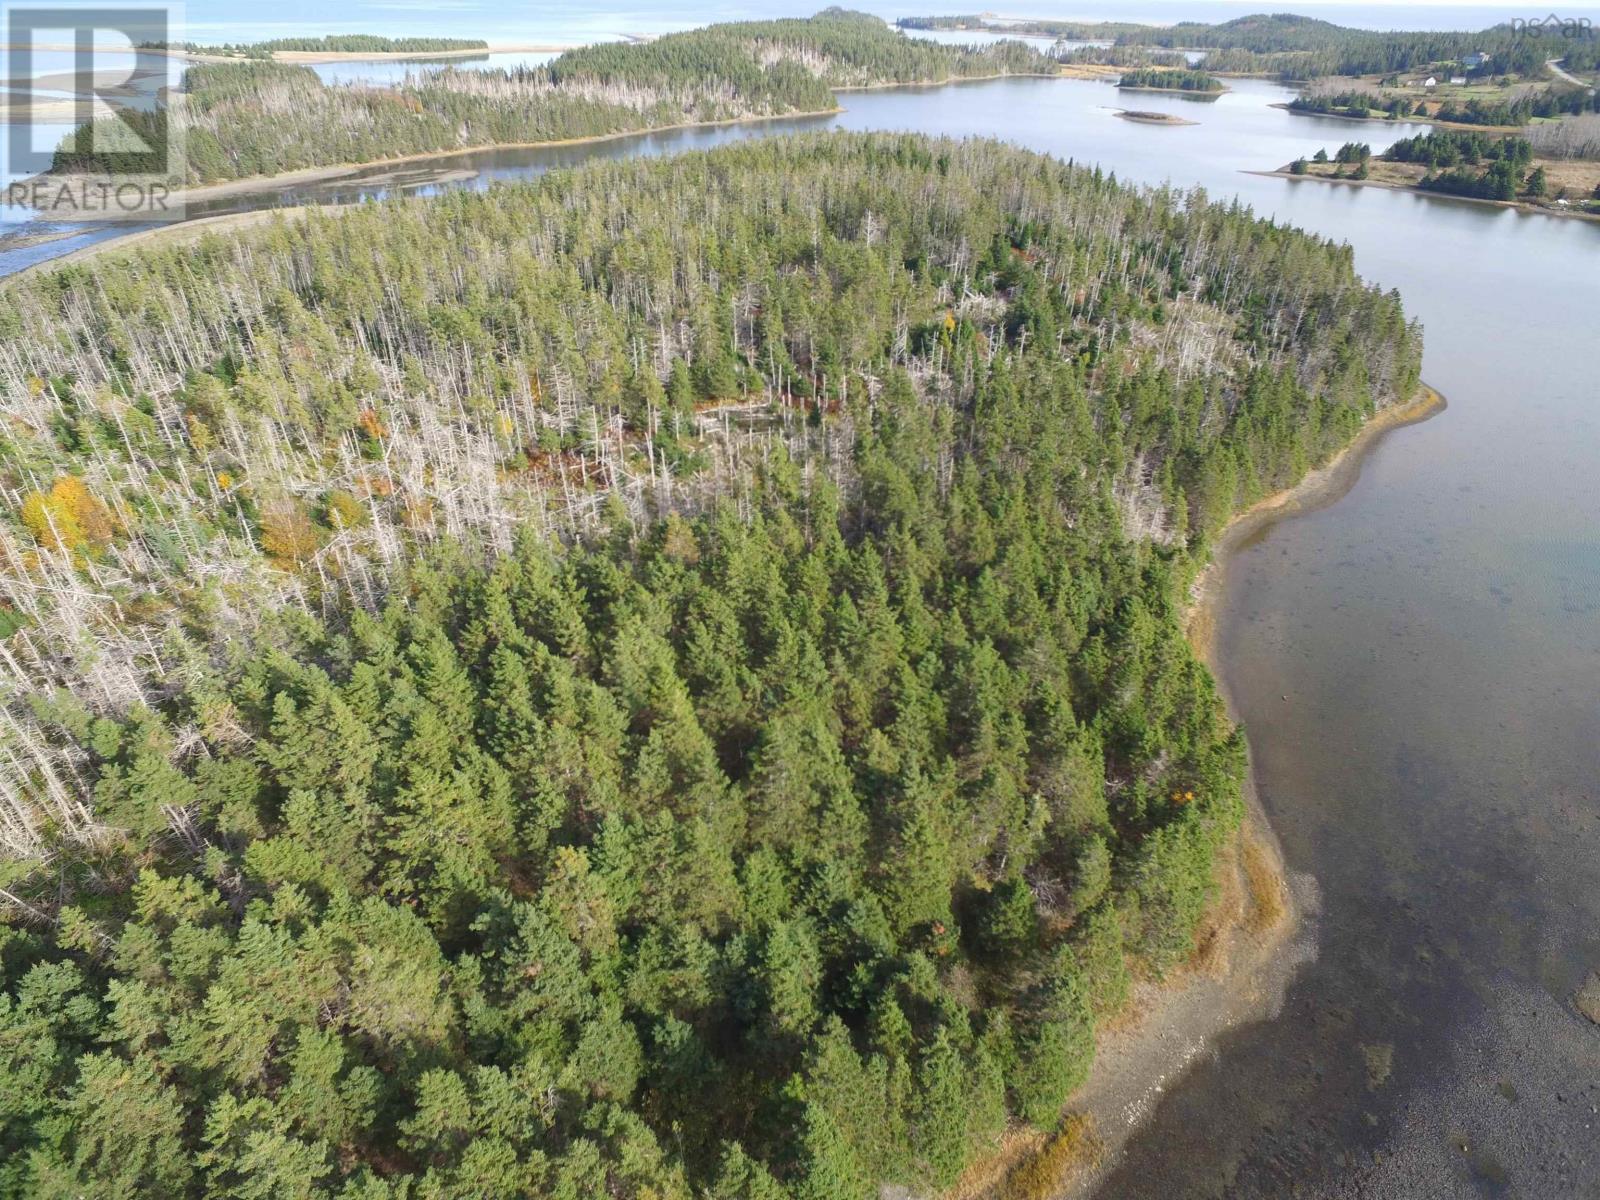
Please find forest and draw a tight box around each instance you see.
[907,11,1571,82]
[159,37,492,59]
[0,134,1420,1198]
[1292,128,1545,200]
[1382,128,1538,199]
[1387,128,1533,170]
[242,36,492,54]
[56,10,1049,186]
[1288,88,1427,121]
[1289,81,1598,126]
[896,16,1149,39]
[1116,67,1223,93]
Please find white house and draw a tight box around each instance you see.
[1449,76,1467,85]
[1423,76,1437,88]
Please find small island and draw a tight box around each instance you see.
[1115,108,1198,125]
[1117,66,1226,95]
[155,35,496,61]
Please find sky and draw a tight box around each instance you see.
[8,0,1600,49]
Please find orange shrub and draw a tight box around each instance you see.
[20,476,115,554]
[357,408,388,440]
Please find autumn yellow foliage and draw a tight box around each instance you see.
[322,489,369,531]
[259,499,320,566]
[1000,1116,1102,1200]
[20,476,115,554]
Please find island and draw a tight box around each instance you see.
[151,35,501,61]
[0,131,1421,1200]
[1115,108,1200,125]
[1116,67,1225,95]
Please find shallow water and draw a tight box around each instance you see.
[3,69,1599,1195]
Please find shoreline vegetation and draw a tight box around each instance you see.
[1115,86,1223,98]
[1258,166,1600,222]
[0,133,1423,1200]
[14,62,1197,225]
[899,11,1599,87]
[42,10,1055,194]
[1035,381,1445,1198]
[36,8,1595,218]
[197,42,574,64]
[1268,128,1600,221]
[1115,67,1226,96]
[1271,101,1523,133]
[21,106,848,221]
[0,198,1425,1194]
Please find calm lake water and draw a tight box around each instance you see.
[3,68,1599,1197]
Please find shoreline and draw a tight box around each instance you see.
[1046,383,1447,1198]
[1268,100,1524,134]
[13,69,1070,221]
[1251,168,1600,224]
[1116,84,1225,97]
[236,43,571,64]
[2,206,325,286]
[20,104,847,219]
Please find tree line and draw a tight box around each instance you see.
[1289,82,1599,126]
[1116,67,1222,93]
[0,133,1420,1199]
[937,11,1575,84]
[56,10,1051,186]
[154,36,492,59]
[1292,127,1551,200]
[1289,88,1428,121]
[1384,128,1540,199]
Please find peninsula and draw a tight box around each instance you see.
[0,132,1420,1200]
[1272,129,1600,219]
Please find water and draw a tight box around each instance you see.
[2,58,1599,1198]
[307,50,560,86]
[903,29,1109,49]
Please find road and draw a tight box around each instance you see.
[1547,57,1597,93]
